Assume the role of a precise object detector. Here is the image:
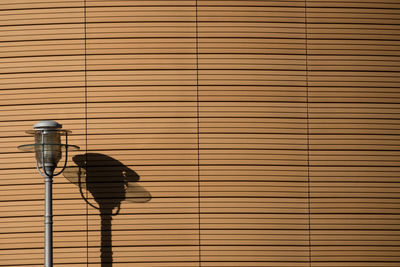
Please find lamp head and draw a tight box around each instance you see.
[18,120,79,176]
[33,120,63,171]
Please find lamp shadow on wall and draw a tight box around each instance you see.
[63,153,151,267]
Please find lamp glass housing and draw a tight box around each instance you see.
[18,127,79,168]
[35,130,62,166]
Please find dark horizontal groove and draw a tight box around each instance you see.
[0,181,288,187]
[8,228,400,236]
[5,100,400,106]
[0,36,309,44]
[13,147,400,155]
[4,132,400,139]
[2,84,400,92]
[3,4,400,12]
[4,182,400,190]
[6,244,400,249]
[4,196,400,204]
[0,4,296,13]
[3,118,400,126]
[1,5,196,12]
[0,261,194,266]
[4,68,400,76]
[5,35,400,42]
[8,99,400,107]
[4,179,400,185]
[0,21,304,28]
[0,101,86,107]
[5,180,400,186]
[7,228,400,236]
[11,212,400,220]
[0,85,86,91]
[11,9,334,15]
[3,21,400,29]
[100,16,400,20]
[4,100,400,107]
[0,260,311,266]
[0,52,308,60]
[8,163,400,169]
[70,212,400,216]
[0,118,306,124]
[4,36,400,45]
[11,164,400,169]
[1,100,308,107]
[107,261,400,263]
[7,129,400,134]
[4,52,400,60]
[0,212,271,220]
[3,28,397,35]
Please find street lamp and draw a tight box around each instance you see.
[17,120,79,267]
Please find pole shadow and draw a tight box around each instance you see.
[63,153,151,267]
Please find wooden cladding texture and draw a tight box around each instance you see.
[0,0,399,266]
[307,1,400,266]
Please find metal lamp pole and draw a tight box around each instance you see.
[18,120,79,267]
[44,169,54,267]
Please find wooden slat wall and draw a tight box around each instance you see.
[197,1,309,266]
[0,0,399,266]
[307,0,400,266]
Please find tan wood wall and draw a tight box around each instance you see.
[0,0,399,266]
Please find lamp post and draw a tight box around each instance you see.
[18,120,79,267]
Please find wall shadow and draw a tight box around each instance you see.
[63,153,151,267]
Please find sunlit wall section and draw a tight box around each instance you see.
[197,1,310,266]
[307,0,400,266]
[0,0,86,266]
[2,0,400,266]
[85,1,200,266]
